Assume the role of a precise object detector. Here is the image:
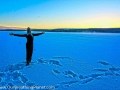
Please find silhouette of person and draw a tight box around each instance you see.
[10,27,45,66]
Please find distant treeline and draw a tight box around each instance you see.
[0,28,120,33]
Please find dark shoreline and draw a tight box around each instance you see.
[0,28,120,33]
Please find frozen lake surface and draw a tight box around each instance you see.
[0,31,120,90]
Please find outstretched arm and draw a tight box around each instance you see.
[9,33,27,37]
[33,32,45,36]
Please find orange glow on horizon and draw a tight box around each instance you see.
[1,15,120,29]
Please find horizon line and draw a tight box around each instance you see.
[0,26,120,30]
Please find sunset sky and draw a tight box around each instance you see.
[0,0,120,29]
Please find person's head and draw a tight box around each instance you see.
[27,27,31,34]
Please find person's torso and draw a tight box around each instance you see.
[26,34,34,45]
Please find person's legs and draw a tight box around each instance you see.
[29,48,33,63]
[26,49,30,65]
[26,45,33,66]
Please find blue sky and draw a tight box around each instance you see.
[0,0,120,29]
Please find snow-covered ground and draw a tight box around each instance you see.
[0,32,120,90]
